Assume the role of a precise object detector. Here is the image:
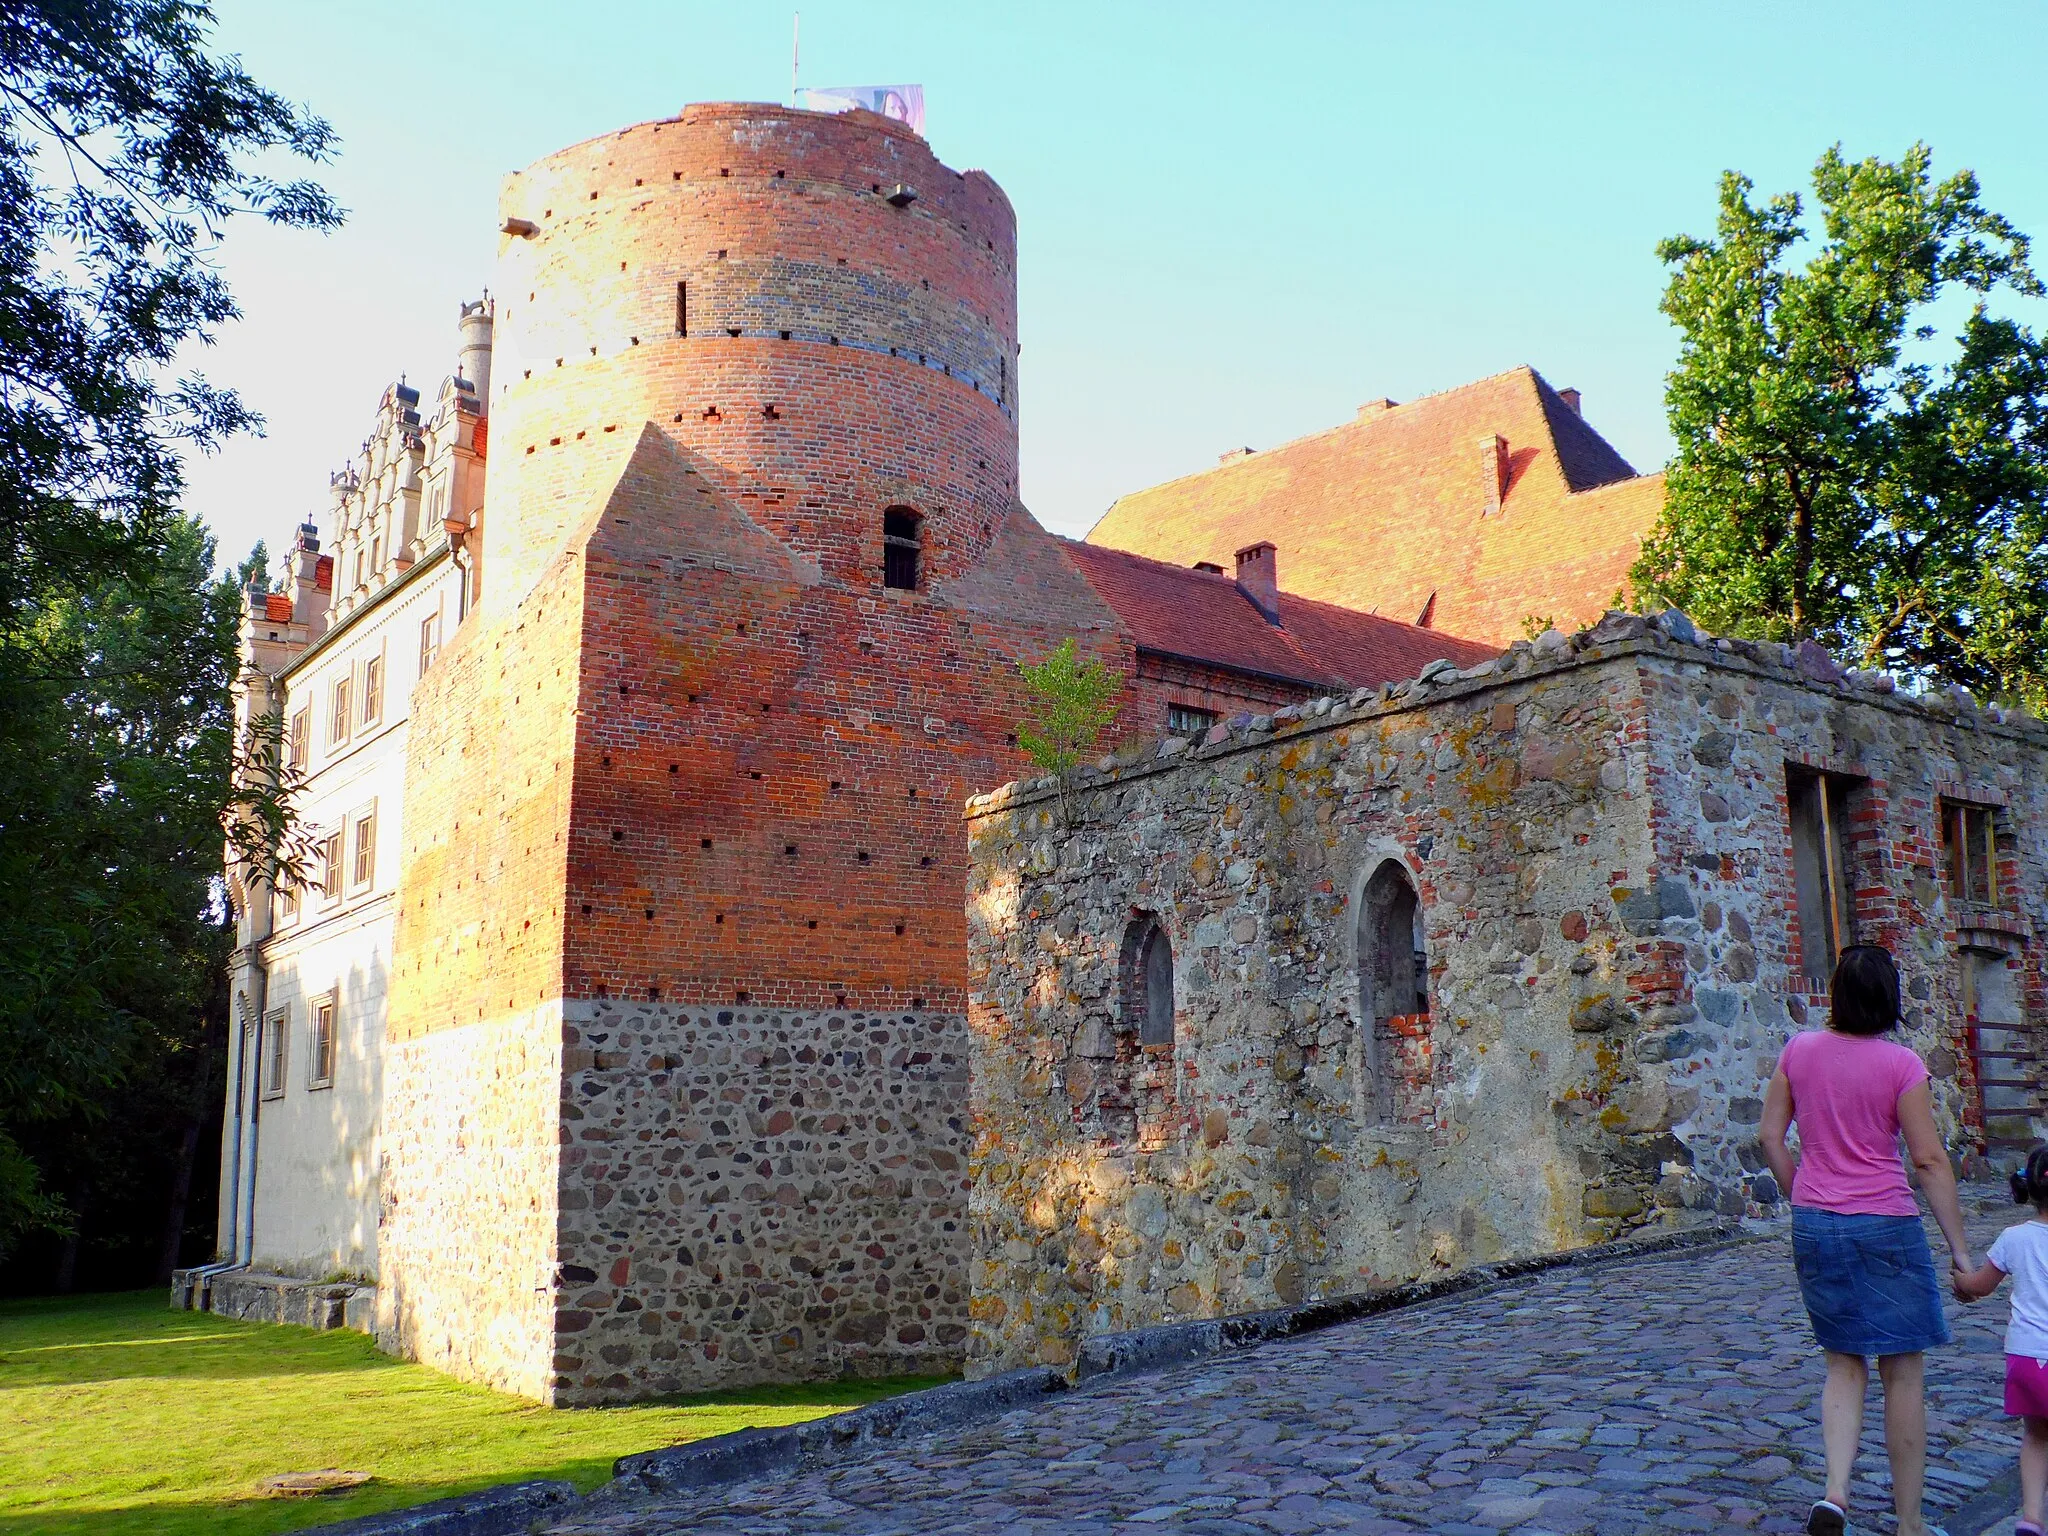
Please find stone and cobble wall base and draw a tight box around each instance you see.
[379,1005,564,1402]
[549,999,970,1404]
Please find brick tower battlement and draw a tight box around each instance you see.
[481,103,1020,611]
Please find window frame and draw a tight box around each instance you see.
[307,991,337,1090]
[261,1006,289,1099]
[358,648,384,730]
[882,506,923,592]
[1786,765,1861,987]
[1942,797,2002,908]
[320,830,344,904]
[1166,703,1218,739]
[288,707,310,771]
[418,608,442,678]
[328,673,352,747]
[349,802,377,893]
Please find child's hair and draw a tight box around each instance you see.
[2013,1145,2048,1208]
[1830,944,1901,1036]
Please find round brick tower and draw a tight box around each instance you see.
[482,102,1019,610]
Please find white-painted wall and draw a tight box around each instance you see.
[240,553,461,1279]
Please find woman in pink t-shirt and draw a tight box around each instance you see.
[1762,944,1974,1536]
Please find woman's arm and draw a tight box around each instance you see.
[1953,1256,2005,1302]
[1760,1067,1797,1200]
[1899,1080,1972,1269]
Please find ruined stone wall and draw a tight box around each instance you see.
[1624,621,2048,1197]
[962,616,2048,1374]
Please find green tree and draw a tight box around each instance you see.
[1634,144,2048,709]
[0,515,246,1274]
[1016,638,1122,823]
[0,2,337,1265]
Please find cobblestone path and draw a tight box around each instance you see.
[557,1208,2026,1536]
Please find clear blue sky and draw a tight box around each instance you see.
[189,0,2048,566]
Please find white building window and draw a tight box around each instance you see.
[308,993,337,1089]
[419,611,441,677]
[359,653,384,729]
[288,707,310,771]
[350,805,377,891]
[329,674,352,747]
[320,831,344,903]
[262,1007,289,1099]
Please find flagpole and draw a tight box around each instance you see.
[790,13,800,108]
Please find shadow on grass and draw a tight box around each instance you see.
[0,1292,402,1388]
[0,1465,602,1536]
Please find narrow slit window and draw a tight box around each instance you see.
[676,280,688,337]
[1359,860,1430,1122]
[1787,766,1859,986]
[883,506,922,591]
[1943,800,2001,906]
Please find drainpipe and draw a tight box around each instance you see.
[444,512,474,622]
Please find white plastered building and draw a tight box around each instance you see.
[214,304,491,1285]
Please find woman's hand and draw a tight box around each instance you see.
[1953,1256,2003,1302]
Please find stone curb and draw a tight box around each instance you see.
[306,1478,578,1535]
[593,1219,1746,1511]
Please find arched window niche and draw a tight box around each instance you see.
[1120,912,1175,1050]
[1356,860,1432,1125]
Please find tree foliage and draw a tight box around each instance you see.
[0,3,337,1268]
[1634,144,2048,709]
[0,1,339,648]
[1016,639,1122,823]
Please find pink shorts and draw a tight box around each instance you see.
[2006,1354,2048,1417]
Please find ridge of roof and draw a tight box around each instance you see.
[1087,365,1573,530]
[1061,538,1494,693]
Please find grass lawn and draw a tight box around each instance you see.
[0,1290,941,1536]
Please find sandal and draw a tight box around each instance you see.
[1805,1502,1847,1536]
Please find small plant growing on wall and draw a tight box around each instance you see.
[1016,637,1121,824]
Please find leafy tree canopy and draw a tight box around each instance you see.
[0,0,339,658]
[0,3,338,1263]
[1633,144,2048,710]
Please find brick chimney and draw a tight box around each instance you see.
[1234,541,1280,625]
[1480,434,1508,517]
[1557,387,1582,415]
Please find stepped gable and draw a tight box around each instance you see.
[1084,366,1665,647]
[1062,539,1494,692]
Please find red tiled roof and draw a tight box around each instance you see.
[1084,367,1665,647]
[1062,540,1495,693]
[263,592,293,623]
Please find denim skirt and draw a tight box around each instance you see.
[1792,1206,1950,1356]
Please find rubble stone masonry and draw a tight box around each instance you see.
[962,614,2048,1375]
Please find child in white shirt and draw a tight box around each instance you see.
[1954,1145,2048,1536]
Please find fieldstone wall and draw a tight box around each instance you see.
[379,1006,564,1402]
[962,614,2048,1375]
[548,999,971,1404]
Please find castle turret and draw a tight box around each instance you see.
[456,297,493,407]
